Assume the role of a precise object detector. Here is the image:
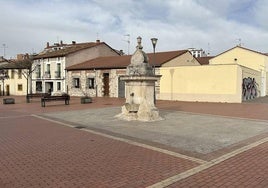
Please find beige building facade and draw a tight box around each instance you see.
[209,46,267,97]
[0,69,28,96]
[160,46,267,103]
[159,65,242,103]
[0,56,30,96]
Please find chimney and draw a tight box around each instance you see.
[96,39,100,43]
[72,41,76,45]
[17,54,24,60]
[46,42,49,48]
[24,53,29,59]
[60,40,63,45]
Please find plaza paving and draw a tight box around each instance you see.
[0,96,267,187]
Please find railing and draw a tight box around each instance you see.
[35,72,41,79]
[55,71,61,78]
[44,71,51,78]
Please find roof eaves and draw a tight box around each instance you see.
[34,42,100,59]
[155,50,189,66]
[212,46,268,60]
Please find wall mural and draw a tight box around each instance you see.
[242,77,258,100]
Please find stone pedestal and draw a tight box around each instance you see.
[116,36,162,122]
[116,75,162,122]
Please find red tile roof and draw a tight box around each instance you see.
[34,42,111,59]
[0,59,32,69]
[66,50,188,70]
[196,56,214,65]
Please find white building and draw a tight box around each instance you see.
[188,48,207,58]
[32,40,120,94]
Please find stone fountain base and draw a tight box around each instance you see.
[116,75,163,122]
[116,100,163,122]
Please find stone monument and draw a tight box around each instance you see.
[116,36,162,121]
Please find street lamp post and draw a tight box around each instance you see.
[151,38,158,75]
[151,38,158,104]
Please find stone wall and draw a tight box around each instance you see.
[110,69,119,97]
[67,69,126,97]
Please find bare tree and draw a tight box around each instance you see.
[0,69,9,96]
[15,54,39,102]
[1,54,38,101]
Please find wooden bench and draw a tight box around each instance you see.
[26,93,49,103]
[41,95,70,107]
[3,98,15,104]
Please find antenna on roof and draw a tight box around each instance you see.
[2,44,8,57]
[237,38,242,46]
[207,42,210,56]
[123,34,130,55]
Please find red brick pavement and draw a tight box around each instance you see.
[0,115,198,188]
[168,142,268,188]
[157,100,268,121]
[3,96,268,121]
[0,96,125,116]
[0,96,268,187]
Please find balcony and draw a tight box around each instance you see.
[55,71,61,78]
[44,71,51,79]
[35,72,41,79]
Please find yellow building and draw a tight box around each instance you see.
[160,46,267,103]
[0,58,29,96]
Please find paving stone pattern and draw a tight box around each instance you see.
[0,96,268,187]
[0,116,198,188]
[168,142,268,188]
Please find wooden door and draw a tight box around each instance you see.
[103,73,109,96]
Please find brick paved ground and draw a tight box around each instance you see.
[157,99,268,121]
[0,95,267,187]
[167,142,268,188]
[0,115,198,188]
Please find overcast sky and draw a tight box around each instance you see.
[1,0,268,59]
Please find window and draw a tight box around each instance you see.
[73,78,80,88]
[18,84,23,91]
[36,65,41,78]
[11,70,15,79]
[36,81,42,92]
[18,70,22,79]
[57,63,61,72]
[46,64,51,74]
[87,78,95,89]
[57,82,61,90]
[55,63,61,78]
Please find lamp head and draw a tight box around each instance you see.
[151,38,158,48]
